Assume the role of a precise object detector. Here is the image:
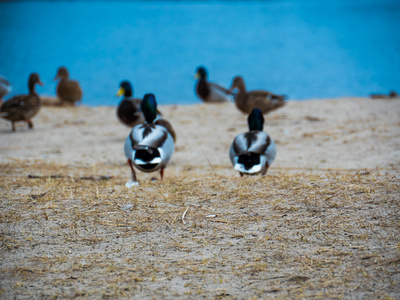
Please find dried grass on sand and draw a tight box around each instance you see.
[0,98,399,299]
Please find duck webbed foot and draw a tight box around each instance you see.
[126,180,139,188]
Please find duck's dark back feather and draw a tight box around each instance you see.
[0,95,40,122]
[117,99,143,127]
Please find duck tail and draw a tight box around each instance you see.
[234,153,263,174]
[134,147,162,167]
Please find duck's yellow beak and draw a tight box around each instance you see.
[116,87,124,97]
[194,72,200,79]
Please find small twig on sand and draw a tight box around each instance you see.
[182,207,189,224]
[201,149,217,177]
[208,219,230,224]
[27,174,113,181]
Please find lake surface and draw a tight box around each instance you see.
[1,0,399,106]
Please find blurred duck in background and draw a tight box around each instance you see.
[116,80,145,127]
[0,73,43,132]
[230,76,286,114]
[54,66,82,106]
[229,108,276,176]
[124,93,176,187]
[370,90,399,100]
[194,66,232,103]
[0,75,12,105]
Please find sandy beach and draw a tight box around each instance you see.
[1,97,399,175]
[0,97,399,299]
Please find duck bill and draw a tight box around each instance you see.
[116,87,124,97]
[38,80,44,86]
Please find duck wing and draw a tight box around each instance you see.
[197,80,231,103]
[209,82,232,95]
[245,90,286,113]
[154,118,176,142]
[232,131,271,155]
[1,95,40,120]
[129,124,169,149]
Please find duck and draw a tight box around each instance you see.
[0,75,12,105]
[0,73,43,132]
[54,66,82,106]
[370,90,399,99]
[194,66,232,103]
[124,93,175,187]
[229,108,276,176]
[229,76,286,114]
[116,80,145,127]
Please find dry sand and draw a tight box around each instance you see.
[0,97,399,299]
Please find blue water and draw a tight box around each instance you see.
[1,0,399,106]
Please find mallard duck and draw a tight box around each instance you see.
[194,66,232,103]
[124,93,175,187]
[230,76,286,114]
[229,108,276,176]
[0,75,12,104]
[370,90,399,99]
[116,80,144,127]
[0,73,43,132]
[54,66,82,106]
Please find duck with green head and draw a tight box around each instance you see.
[124,93,176,187]
[194,66,232,103]
[229,108,276,176]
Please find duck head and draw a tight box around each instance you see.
[141,93,158,123]
[229,76,245,92]
[54,67,69,81]
[194,66,208,80]
[248,108,264,131]
[116,80,133,98]
[28,73,44,94]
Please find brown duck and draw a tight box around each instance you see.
[0,73,43,132]
[54,66,82,106]
[230,76,287,114]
